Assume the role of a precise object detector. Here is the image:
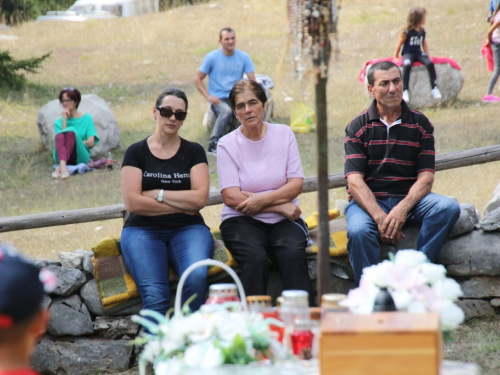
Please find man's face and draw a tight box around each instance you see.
[367,67,403,111]
[219,31,236,55]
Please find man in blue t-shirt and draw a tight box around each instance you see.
[194,27,256,155]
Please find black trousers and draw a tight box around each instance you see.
[402,52,437,91]
[220,216,312,297]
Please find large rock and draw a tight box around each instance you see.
[438,231,500,277]
[47,265,87,296]
[459,276,500,299]
[449,204,479,237]
[32,337,133,375]
[364,62,463,107]
[457,299,495,321]
[484,180,500,215]
[94,316,140,339]
[58,249,90,270]
[47,295,94,336]
[79,280,104,315]
[36,94,121,158]
[479,207,500,231]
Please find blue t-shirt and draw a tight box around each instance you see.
[199,49,255,99]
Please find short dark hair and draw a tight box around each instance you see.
[229,80,267,111]
[367,61,401,86]
[219,27,235,40]
[58,87,82,108]
[155,87,188,111]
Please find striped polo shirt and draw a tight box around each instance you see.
[344,99,435,198]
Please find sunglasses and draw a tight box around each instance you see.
[63,86,76,91]
[156,106,187,121]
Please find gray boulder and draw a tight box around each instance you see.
[47,265,87,296]
[94,316,140,339]
[79,279,104,315]
[490,298,500,307]
[82,251,94,274]
[459,276,500,299]
[479,207,500,231]
[47,295,94,336]
[33,337,133,375]
[364,62,463,107]
[449,203,479,237]
[36,94,120,158]
[34,259,61,268]
[438,231,500,277]
[484,180,500,215]
[457,299,495,321]
[58,249,89,270]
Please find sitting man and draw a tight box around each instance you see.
[194,27,256,155]
[0,243,53,375]
[344,60,460,286]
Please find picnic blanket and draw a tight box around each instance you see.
[358,56,462,83]
[92,211,350,312]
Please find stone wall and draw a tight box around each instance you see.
[31,202,500,374]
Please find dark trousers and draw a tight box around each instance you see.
[402,52,437,91]
[220,216,312,297]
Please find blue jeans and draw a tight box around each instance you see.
[346,193,460,286]
[120,224,214,316]
[209,99,235,143]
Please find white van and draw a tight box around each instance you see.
[37,0,158,21]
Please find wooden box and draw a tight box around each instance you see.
[319,312,442,375]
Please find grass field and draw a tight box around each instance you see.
[1,0,499,257]
[0,0,499,372]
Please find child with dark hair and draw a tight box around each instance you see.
[394,6,442,104]
[0,243,57,375]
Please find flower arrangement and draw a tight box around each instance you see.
[132,301,287,375]
[340,250,465,333]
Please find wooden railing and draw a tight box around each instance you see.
[1,144,500,233]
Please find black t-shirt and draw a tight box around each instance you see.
[402,28,426,55]
[122,137,208,228]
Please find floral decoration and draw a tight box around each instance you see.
[340,250,465,332]
[132,302,287,375]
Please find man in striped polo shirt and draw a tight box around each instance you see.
[344,61,460,287]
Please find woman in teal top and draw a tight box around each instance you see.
[52,87,99,179]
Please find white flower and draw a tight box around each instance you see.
[183,312,215,343]
[416,263,447,284]
[213,311,250,343]
[362,260,394,288]
[407,300,428,313]
[438,301,465,331]
[433,278,463,301]
[394,250,427,269]
[184,341,223,368]
[141,341,162,363]
[154,357,183,375]
[390,289,413,310]
[339,278,379,314]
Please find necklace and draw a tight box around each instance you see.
[157,136,180,157]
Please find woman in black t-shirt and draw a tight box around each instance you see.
[120,88,213,316]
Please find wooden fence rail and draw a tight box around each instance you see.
[1,144,500,234]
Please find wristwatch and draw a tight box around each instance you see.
[156,189,164,203]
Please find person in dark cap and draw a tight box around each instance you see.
[0,243,57,375]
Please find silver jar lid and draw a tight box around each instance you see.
[208,283,238,297]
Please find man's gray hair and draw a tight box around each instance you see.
[367,61,401,86]
[219,27,235,39]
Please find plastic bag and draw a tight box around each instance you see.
[290,101,316,134]
[481,39,494,72]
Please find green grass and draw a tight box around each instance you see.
[0,0,498,255]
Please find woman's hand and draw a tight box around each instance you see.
[276,202,301,221]
[83,136,95,148]
[235,191,270,215]
[62,108,71,120]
